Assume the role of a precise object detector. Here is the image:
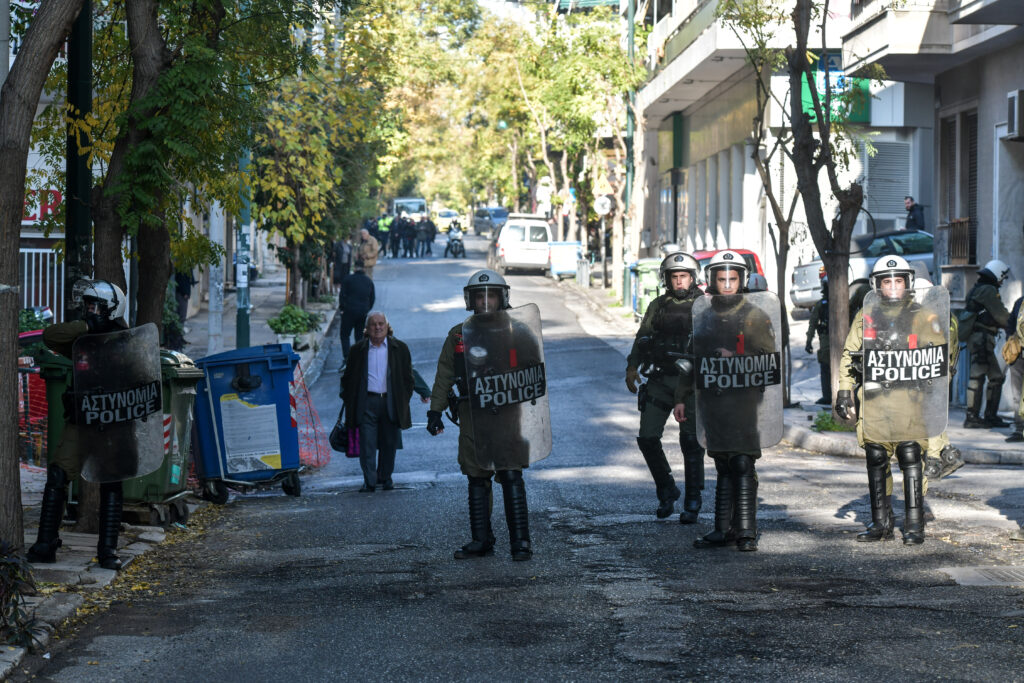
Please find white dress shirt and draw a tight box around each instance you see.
[367,337,388,393]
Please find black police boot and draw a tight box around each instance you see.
[97,482,125,570]
[983,382,1008,427]
[857,444,894,542]
[730,455,758,552]
[938,445,965,479]
[26,465,68,564]
[923,455,942,481]
[694,459,735,549]
[678,433,704,525]
[496,471,532,561]
[964,380,986,428]
[637,437,678,518]
[896,442,925,545]
[454,476,495,559]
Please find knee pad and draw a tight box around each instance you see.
[864,443,889,468]
[895,441,922,468]
[728,454,755,476]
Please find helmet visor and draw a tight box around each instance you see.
[468,286,506,314]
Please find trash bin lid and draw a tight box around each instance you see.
[161,349,205,380]
[34,347,72,376]
[196,343,300,371]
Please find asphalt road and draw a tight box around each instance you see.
[16,236,1024,682]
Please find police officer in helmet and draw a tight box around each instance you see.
[27,279,131,570]
[427,270,538,561]
[626,252,705,523]
[682,251,771,552]
[837,256,949,545]
[963,259,1012,428]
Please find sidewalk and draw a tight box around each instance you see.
[8,264,338,679]
[559,277,1024,466]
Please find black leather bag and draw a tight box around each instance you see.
[329,405,360,457]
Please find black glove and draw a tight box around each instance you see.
[804,342,814,355]
[835,390,855,421]
[426,410,444,435]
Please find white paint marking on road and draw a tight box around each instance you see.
[939,566,1024,587]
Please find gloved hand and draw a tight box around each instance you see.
[625,367,640,394]
[426,410,444,435]
[804,342,814,355]
[835,390,855,421]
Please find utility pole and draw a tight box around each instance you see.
[235,151,251,348]
[64,0,92,320]
[208,202,225,355]
[625,0,635,206]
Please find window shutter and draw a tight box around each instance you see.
[866,141,910,216]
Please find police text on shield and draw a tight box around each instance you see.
[699,353,782,390]
[472,363,546,409]
[865,346,948,384]
[78,380,161,425]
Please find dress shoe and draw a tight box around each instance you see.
[814,397,831,405]
[963,415,987,428]
[1007,432,1024,443]
[382,482,395,491]
[985,415,1010,428]
[656,485,680,519]
[359,485,375,493]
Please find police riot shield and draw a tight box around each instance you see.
[461,303,551,471]
[72,323,163,483]
[861,285,949,443]
[693,291,784,451]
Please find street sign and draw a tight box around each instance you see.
[594,195,613,216]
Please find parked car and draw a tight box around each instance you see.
[435,208,459,233]
[789,229,934,309]
[473,206,509,235]
[487,213,552,275]
[693,248,766,285]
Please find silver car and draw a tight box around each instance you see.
[790,230,934,309]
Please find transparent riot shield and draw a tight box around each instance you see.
[462,303,551,471]
[693,291,784,451]
[72,323,163,483]
[861,285,949,442]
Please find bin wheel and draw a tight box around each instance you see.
[282,472,301,497]
[149,506,168,528]
[203,480,229,505]
[170,499,190,525]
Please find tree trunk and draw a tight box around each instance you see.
[509,132,520,213]
[559,150,576,243]
[0,0,86,549]
[290,242,301,305]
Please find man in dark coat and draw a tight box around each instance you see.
[338,266,375,359]
[340,312,415,491]
[904,196,925,231]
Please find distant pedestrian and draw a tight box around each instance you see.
[904,196,926,231]
[358,228,379,279]
[340,311,415,492]
[173,269,196,328]
[415,218,431,257]
[338,266,375,360]
[1005,296,1024,442]
[331,237,352,294]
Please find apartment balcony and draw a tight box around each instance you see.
[843,0,1022,83]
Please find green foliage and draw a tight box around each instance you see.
[0,541,45,649]
[313,293,337,304]
[18,309,50,333]
[268,304,322,335]
[812,409,856,433]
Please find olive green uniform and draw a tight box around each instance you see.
[41,321,89,480]
[430,322,526,480]
[626,291,703,511]
[965,280,1010,424]
[840,303,952,542]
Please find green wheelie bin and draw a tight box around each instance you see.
[120,350,205,526]
[633,258,663,321]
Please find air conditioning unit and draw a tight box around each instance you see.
[1006,90,1024,140]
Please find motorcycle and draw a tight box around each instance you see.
[445,224,466,258]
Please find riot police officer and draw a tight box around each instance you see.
[625,252,705,523]
[27,280,134,570]
[680,251,781,552]
[805,275,831,406]
[426,270,549,561]
[836,256,950,545]
[963,259,1012,428]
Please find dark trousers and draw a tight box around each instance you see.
[390,238,401,258]
[416,238,429,257]
[359,394,398,488]
[340,310,368,358]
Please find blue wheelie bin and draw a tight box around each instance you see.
[193,344,302,503]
